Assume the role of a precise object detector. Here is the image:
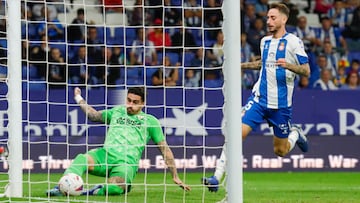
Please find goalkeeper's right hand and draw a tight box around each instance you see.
[201,176,219,192]
[74,87,84,104]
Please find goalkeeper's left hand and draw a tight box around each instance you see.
[173,177,191,191]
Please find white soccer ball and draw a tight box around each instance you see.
[58,173,84,196]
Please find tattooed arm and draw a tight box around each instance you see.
[74,87,103,122]
[241,60,262,70]
[157,140,191,191]
[277,58,311,77]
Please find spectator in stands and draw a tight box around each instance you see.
[95,47,121,85]
[29,35,49,80]
[86,26,104,64]
[297,76,311,90]
[346,59,360,74]
[67,8,92,42]
[242,3,257,33]
[151,56,180,86]
[130,0,144,26]
[333,65,347,87]
[309,54,328,87]
[255,0,269,23]
[184,0,202,27]
[314,0,334,21]
[145,0,162,22]
[321,41,341,78]
[293,16,318,53]
[37,6,64,41]
[205,30,224,66]
[48,47,66,88]
[315,16,348,54]
[281,0,300,27]
[147,19,172,53]
[204,0,223,31]
[112,46,126,65]
[247,17,267,56]
[31,2,58,21]
[100,0,123,13]
[313,68,338,90]
[164,0,182,26]
[184,69,201,87]
[69,46,96,85]
[342,0,360,39]
[327,0,350,29]
[341,70,360,89]
[130,28,158,66]
[170,28,197,54]
[191,47,205,67]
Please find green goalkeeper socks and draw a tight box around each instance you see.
[64,154,88,176]
[96,184,125,196]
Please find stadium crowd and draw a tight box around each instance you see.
[0,0,359,90]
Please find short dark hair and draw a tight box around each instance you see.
[77,8,84,15]
[128,86,145,102]
[269,3,289,18]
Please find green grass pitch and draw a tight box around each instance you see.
[1,172,360,202]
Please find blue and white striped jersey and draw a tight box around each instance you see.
[251,33,308,109]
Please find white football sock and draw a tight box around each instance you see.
[214,144,226,181]
[288,129,299,151]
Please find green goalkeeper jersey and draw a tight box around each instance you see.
[101,106,165,165]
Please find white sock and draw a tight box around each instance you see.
[288,129,299,151]
[214,144,226,181]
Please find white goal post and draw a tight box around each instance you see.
[4,0,23,198]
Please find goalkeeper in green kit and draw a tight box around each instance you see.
[47,86,191,196]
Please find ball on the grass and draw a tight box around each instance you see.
[58,173,84,196]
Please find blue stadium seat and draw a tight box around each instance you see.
[171,0,182,6]
[183,52,195,67]
[145,67,158,85]
[112,27,125,45]
[348,51,360,62]
[96,26,105,44]
[125,28,137,46]
[22,65,39,80]
[204,79,223,88]
[22,81,47,91]
[126,67,144,85]
[166,52,180,65]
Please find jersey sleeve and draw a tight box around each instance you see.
[101,108,115,124]
[147,116,165,144]
[293,37,309,65]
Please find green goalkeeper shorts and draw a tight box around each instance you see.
[87,147,137,184]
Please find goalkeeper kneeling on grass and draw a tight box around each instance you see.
[46,86,191,196]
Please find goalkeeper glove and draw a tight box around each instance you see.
[201,176,219,192]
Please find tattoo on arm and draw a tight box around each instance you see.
[158,141,178,178]
[78,100,103,122]
[241,60,261,70]
[286,63,310,77]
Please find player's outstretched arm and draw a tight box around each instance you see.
[157,140,191,191]
[74,87,103,122]
[241,60,261,70]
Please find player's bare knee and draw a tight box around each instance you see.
[273,146,287,157]
[108,176,127,191]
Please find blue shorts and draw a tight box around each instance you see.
[242,96,292,138]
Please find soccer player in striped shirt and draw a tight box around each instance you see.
[203,3,310,196]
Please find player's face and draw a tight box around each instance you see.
[126,93,144,115]
[266,8,286,34]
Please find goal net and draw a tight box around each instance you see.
[0,0,237,202]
